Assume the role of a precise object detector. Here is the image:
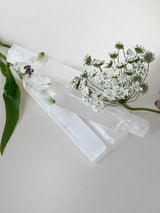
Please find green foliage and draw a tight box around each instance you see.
[133,75,142,82]
[0,41,11,48]
[116,63,125,68]
[72,76,81,89]
[37,52,48,63]
[143,51,155,63]
[140,83,148,94]
[134,45,144,53]
[0,61,20,155]
[115,42,124,50]
[125,71,133,76]
[92,59,105,68]
[84,55,92,66]
[105,60,113,68]
[80,70,88,78]
[84,55,105,68]
[109,52,118,59]
[14,67,23,80]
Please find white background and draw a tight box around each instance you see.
[0,0,160,212]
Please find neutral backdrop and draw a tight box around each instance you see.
[0,0,160,213]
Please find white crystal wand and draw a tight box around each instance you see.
[5,44,149,162]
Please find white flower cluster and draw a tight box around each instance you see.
[72,42,155,111]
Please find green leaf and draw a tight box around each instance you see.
[13,67,23,80]
[0,61,20,155]
[0,41,11,48]
[84,55,92,66]
[0,52,7,61]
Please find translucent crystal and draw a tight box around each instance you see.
[7,44,37,64]
[6,45,150,162]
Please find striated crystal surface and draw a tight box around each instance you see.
[6,45,150,162]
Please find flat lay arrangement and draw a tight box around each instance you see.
[0,41,159,161]
[1,1,160,213]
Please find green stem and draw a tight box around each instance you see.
[123,49,125,57]
[112,66,116,71]
[0,51,23,79]
[87,79,104,92]
[0,52,7,61]
[122,103,160,114]
[143,63,149,82]
[88,85,96,92]
[99,66,103,72]
[0,41,11,48]
[127,92,138,102]
[118,49,119,63]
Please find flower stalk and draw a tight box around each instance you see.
[122,103,160,114]
[72,42,158,114]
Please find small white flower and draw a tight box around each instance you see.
[115,87,129,99]
[81,86,90,97]
[117,74,128,84]
[23,74,51,93]
[131,82,141,92]
[102,79,115,89]
[90,93,105,112]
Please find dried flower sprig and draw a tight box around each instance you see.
[72,42,160,114]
